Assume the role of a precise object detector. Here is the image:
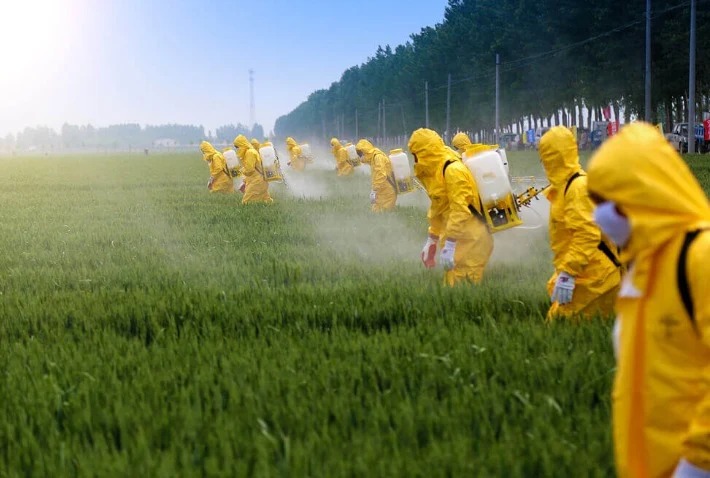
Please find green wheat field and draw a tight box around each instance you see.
[0,149,707,477]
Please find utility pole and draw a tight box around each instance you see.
[401,105,407,137]
[249,69,256,127]
[446,74,451,144]
[495,54,500,145]
[645,0,652,121]
[355,109,359,139]
[689,0,697,153]
[382,98,387,141]
[377,101,382,142]
[425,81,429,128]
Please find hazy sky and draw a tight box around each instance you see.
[0,0,448,137]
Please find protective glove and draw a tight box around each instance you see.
[551,271,575,305]
[207,177,214,190]
[369,190,377,204]
[420,235,438,269]
[673,459,710,478]
[440,240,456,271]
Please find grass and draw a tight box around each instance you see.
[0,149,704,477]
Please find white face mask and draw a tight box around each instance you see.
[593,201,631,248]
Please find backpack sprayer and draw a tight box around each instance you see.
[460,146,549,233]
[258,142,289,189]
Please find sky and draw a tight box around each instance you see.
[0,0,449,137]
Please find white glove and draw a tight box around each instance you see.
[551,271,575,305]
[369,190,377,204]
[421,235,438,268]
[440,240,456,271]
[674,459,710,478]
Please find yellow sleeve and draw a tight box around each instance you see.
[242,150,257,176]
[210,153,227,177]
[290,146,302,161]
[371,153,390,193]
[682,233,710,470]
[559,177,602,276]
[427,200,445,238]
[444,162,476,240]
[337,148,348,166]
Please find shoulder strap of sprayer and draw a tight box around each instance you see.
[381,153,398,193]
[677,229,708,331]
[443,160,486,224]
[564,171,622,268]
[564,171,583,195]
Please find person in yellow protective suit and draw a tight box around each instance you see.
[586,122,710,478]
[250,138,262,151]
[355,139,397,212]
[538,126,621,320]
[451,132,498,156]
[200,141,234,193]
[408,128,493,286]
[285,137,306,172]
[233,134,272,204]
[329,137,341,164]
[331,139,354,177]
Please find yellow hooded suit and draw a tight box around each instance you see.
[408,128,493,286]
[587,122,710,478]
[356,139,396,212]
[233,135,272,204]
[539,126,621,319]
[200,141,234,193]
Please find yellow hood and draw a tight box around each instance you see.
[286,137,298,150]
[539,126,582,187]
[408,128,454,180]
[452,132,472,152]
[200,141,217,161]
[587,122,710,259]
[250,138,261,150]
[330,138,342,155]
[355,139,384,165]
[233,134,253,159]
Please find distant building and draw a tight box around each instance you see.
[153,138,178,147]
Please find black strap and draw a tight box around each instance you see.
[443,159,456,176]
[677,229,706,328]
[598,241,621,268]
[564,171,583,196]
[564,170,622,269]
[386,174,397,192]
[443,160,487,224]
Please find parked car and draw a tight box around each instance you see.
[665,123,707,153]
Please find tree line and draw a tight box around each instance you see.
[0,122,265,152]
[274,0,710,142]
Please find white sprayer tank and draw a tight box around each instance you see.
[259,144,278,169]
[389,148,417,194]
[345,143,358,161]
[300,143,313,159]
[223,149,239,171]
[389,149,410,180]
[462,149,513,207]
[299,143,314,163]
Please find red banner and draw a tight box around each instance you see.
[603,105,612,121]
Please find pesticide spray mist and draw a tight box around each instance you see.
[272,138,552,272]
